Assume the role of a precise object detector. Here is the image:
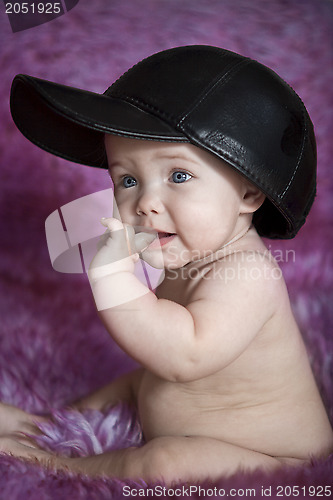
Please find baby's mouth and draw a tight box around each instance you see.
[142,231,176,250]
[156,232,177,247]
[157,231,175,238]
[135,229,177,252]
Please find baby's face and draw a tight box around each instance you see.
[105,135,250,269]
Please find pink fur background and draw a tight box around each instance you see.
[0,0,332,496]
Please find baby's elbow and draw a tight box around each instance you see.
[164,355,202,383]
[164,349,232,383]
[151,335,208,383]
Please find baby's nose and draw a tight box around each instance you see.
[136,189,164,216]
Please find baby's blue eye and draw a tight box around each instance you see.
[122,176,137,188]
[171,171,192,183]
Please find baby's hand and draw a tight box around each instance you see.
[88,218,156,282]
[0,434,57,468]
[0,402,47,437]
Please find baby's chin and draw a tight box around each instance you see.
[140,249,188,270]
[140,251,173,270]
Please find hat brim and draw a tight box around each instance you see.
[10,74,187,168]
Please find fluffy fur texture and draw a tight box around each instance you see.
[0,0,332,496]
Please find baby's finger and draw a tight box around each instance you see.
[124,224,136,255]
[101,217,128,253]
[97,229,110,250]
[101,217,124,232]
[12,432,42,450]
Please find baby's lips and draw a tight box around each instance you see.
[134,231,157,253]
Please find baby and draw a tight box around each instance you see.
[2,46,333,483]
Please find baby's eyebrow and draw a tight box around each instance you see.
[156,153,199,166]
[107,151,200,175]
[107,162,128,171]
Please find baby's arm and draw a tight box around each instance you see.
[72,368,143,411]
[90,219,282,382]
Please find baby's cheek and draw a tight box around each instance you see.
[113,202,132,222]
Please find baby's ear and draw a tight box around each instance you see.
[240,182,266,214]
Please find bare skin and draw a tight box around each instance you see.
[0,403,46,436]
[1,137,332,484]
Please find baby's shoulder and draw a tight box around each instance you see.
[195,249,287,307]
[185,249,289,337]
[207,248,283,282]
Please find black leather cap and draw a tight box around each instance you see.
[10,45,316,239]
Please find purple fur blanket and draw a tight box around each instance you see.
[0,0,332,497]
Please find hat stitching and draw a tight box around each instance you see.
[172,61,289,202]
[108,60,251,133]
[183,124,273,195]
[109,93,196,137]
[45,93,188,141]
[24,78,183,141]
[24,77,100,123]
[181,113,308,208]
[177,59,251,127]
[279,108,307,200]
[174,58,251,124]
[113,94,178,121]
[178,67,307,204]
